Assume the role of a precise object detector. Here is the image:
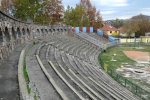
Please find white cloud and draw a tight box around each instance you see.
[93,0,128,7]
[141,8,150,10]
[103,14,133,20]
[139,11,150,15]
[101,10,115,15]
[119,15,131,19]
[137,8,150,15]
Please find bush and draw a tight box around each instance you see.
[112,32,119,37]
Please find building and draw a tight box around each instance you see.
[101,25,119,36]
[145,32,150,36]
[118,27,128,37]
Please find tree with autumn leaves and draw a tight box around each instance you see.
[123,14,150,37]
[1,0,15,15]
[64,0,103,28]
[43,0,64,24]
[1,0,11,13]
[12,0,40,21]
[64,5,89,26]
[2,0,102,26]
[9,0,63,24]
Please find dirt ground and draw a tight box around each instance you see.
[123,51,150,62]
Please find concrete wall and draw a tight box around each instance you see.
[106,30,119,35]
[75,27,79,33]
[97,29,103,36]
[120,37,150,43]
[90,27,93,33]
[82,27,86,33]
[72,27,94,33]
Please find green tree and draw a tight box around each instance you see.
[13,0,64,24]
[111,18,123,28]
[64,5,89,26]
[93,11,103,28]
[64,0,103,27]
[13,0,40,21]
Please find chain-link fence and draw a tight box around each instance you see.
[99,52,150,100]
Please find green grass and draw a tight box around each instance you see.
[99,46,135,70]
[23,62,31,93]
[99,45,150,71]
[21,40,37,94]
[23,42,35,94]
[23,41,36,94]
[99,44,150,99]
[23,63,29,83]
[34,94,37,100]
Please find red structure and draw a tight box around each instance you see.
[86,27,90,33]
[101,25,117,31]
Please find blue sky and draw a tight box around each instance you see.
[62,0,150,20]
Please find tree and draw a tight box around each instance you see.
[13,0,40,21]
[132,14,150,36]
[80,0,103,27]
[13,0,64,24]
[64,0,103,27]
[111,18,123,28]
[64,5,90,26]
[1,0,14,15]
[123,14,150,37]
[1,0,10,13]
[63,5,71,25]
[43,0,64,24]
[123,19,139,37]
[93,11,103,28]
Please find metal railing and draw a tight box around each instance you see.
[99,42,150,100]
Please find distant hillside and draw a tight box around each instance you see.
[104,14,150,27]
[104,19,125,28]
[131,14,150,20]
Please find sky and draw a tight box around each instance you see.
[62,0,150,21]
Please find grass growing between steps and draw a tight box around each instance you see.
[23,42,36,94]
[23,58,31,94]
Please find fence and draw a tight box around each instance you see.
[120,37,150,44]
[99,48,150,100]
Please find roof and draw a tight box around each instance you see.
[118,27,126,33]
[101,25,118,31]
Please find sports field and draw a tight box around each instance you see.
[99,44,150,91]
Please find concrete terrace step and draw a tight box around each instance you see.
[54,48,101,100]
[26,43,61,100]
[48,46,91,99]
[23,33,139,100]
[38,44,81,100]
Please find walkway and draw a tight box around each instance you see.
[26,43,61,100]
[76,32,102,47]
[0,45,24,100]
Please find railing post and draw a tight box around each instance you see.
[125,79,127,87]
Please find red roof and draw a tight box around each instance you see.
[118,27,126,33]
[101,25,117,31]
